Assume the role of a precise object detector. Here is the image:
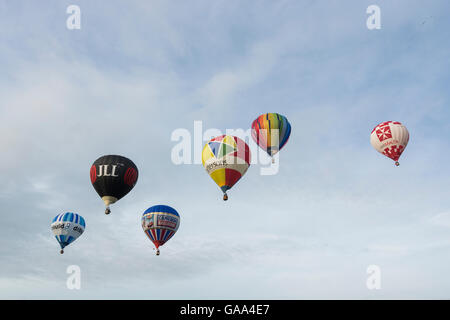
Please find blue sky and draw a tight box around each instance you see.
[1,0,450,299]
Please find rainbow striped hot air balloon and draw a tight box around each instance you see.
[142,205,180,256]
[251,113,291,162]
[202,135,251,201]
[51,212,86,254]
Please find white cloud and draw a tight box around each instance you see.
[429,212,450,228]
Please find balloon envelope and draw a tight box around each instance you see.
[251,113,291,157]
[142,205,180,254]
[202,135,250,200]
[51,212,85,253]
[370,121,409,165]
[90,155,138,213]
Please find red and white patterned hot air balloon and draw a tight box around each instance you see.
[370,121,409,166]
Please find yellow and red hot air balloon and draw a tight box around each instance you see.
[370,121,409,166]
[202,135,251,201]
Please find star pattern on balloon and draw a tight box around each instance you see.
[376,125,392,142]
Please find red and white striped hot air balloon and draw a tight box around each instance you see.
[370,121,409,166]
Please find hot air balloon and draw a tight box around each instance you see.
[90,155,138,214]
[202,135,251,201]
[142,205,180,256]
[51,212,85,254]
[251,113,291,163]
[370,121,409,166]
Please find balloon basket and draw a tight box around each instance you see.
[223,194,228,201]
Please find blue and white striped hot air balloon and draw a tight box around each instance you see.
[51,212,86,254]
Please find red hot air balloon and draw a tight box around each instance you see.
[370,121,409,166]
